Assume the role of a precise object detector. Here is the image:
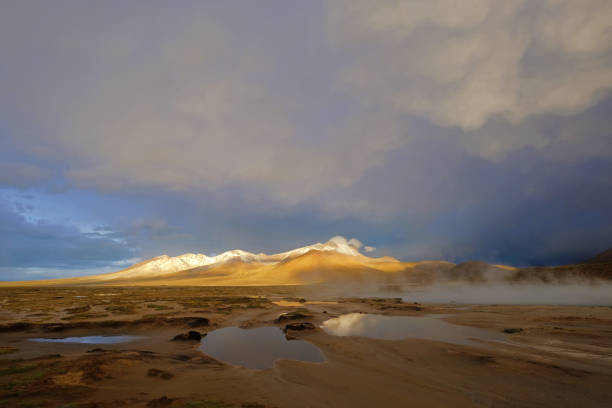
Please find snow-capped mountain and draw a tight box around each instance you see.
[272,236,361,259]
[101,236,366,280]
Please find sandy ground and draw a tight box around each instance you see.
[0,286,611,407]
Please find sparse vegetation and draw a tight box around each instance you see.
[105,304,136,314]
[61,313,108,320]
[64,305,91,314]
[146,304,172,310]
[0,366,36,377]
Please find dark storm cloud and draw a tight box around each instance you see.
[0,1,611,278]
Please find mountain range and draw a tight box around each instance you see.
[1,238,610,286]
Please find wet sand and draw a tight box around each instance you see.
[1,286,611,407]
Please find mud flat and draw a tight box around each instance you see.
[1,286,611,407]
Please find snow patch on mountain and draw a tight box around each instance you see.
[108,236,370,279]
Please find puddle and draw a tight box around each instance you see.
[200,326,325,369]
[321,313,506,347]
[29,335,145,344]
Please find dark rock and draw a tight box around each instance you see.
[0,322,33,332]
[284,322,316,332]
[30,353,62,360]
[274,311,311,323]
[147,396,175,407]
[473,355,496,364]
[65,305,91,314]
[188,355,224,365]
[147,368,174,380]
[43,323,75,332]
[503,328,524,334]
[186,317,210,327]
[172,330,203,341]
[5,316,211,334]
[87,348,106,353]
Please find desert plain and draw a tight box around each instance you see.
[1,284,611,408]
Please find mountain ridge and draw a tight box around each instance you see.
[2,237,610,287]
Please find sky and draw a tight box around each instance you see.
[1,0,612,280]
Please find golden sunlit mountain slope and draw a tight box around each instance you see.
[0,238,421,286]
[0,251,411,287]
[106,250,411,286]
[2,237,610,287]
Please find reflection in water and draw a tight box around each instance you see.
[321,313,506,347]
[200,326,325,369]
[29,335,144,344]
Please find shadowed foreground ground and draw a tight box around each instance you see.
[0,286,611,407]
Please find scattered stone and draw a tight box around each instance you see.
[2,316,212,334]
[147,396,175,407]
[188,355,223,365]
[239,321,254,329]
[274,310,311,323]
[172,330,204,341]
[0,322,33,332]
[284,322,316,332]
[473,355,496,365]
[186,317,210,328]
[147,368,174,380]
[30,353,62,360]
[503,328,524,334]
[65,305,91,314]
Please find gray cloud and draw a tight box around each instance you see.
[0,1,611,277]
[329,0,612,132]
[0,161,50,188]
[2,1,611,208]
[0,2,394,205]
[126,217,193,241]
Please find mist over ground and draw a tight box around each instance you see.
[312,262,612,306]
[401,282,612,305]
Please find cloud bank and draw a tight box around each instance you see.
[0,1,611,277]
